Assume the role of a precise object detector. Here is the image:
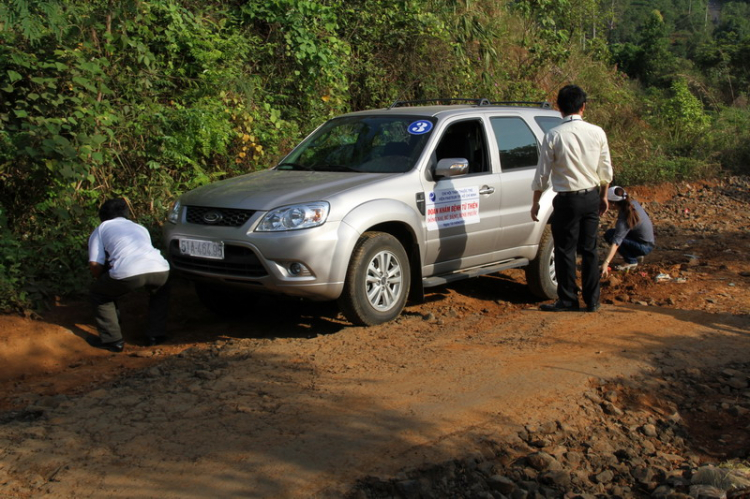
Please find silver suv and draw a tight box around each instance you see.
[164,99,561,325]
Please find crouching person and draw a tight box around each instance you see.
[88,198,170,352]
[601,186,655,277]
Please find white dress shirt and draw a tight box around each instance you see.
[531,115,613,193]
[89,218,169,280]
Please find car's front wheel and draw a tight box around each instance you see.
[525,225,557,300]
[338,232,411,326]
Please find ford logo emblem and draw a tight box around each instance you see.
[202,210,223,224]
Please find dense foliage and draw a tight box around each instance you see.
[0,0,748,311]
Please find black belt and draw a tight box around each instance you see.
[556,187,597,196]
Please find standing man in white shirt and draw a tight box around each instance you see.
[87,198,171,352]
[530,85,613,312]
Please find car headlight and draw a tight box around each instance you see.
[256,202,329,232]
[168,200,182,224]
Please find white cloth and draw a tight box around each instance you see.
[88,218,169,280]
[531,115,613,193]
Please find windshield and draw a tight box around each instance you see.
[278,115,436,173]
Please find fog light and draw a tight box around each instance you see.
[278,261,312,277]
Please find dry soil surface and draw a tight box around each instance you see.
[0,177,749,498]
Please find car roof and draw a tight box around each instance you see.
[341,103,561,120]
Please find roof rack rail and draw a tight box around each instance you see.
[388,98,484,109]
[488,100,553,109]
[388,98,552,109]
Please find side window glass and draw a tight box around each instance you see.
[490,117,539,171]
[535,116,562,134]
[434,119,489,174]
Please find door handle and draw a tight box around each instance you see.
[479,186,495,195]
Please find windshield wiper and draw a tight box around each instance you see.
[315,164,358,172]
[276,162,313,171]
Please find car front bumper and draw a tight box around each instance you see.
[164,219,359,301]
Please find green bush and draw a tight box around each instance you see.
[0,223,31,312]
[708,106,750,174]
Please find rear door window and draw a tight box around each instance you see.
[490,117,539,171]
[535,116,563,134]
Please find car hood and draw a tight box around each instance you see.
[180,169,401,211]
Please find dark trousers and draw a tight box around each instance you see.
[604,229,654,264]
[90,271,170,343]
[551,190,601,307]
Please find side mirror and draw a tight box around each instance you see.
[435,158,469,178]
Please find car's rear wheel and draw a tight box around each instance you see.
[195,282,257,317]
[338,232,411,326]
[525,225,557,300]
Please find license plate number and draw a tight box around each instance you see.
[179,238,224,260]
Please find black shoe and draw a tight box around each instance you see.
[586,303,601,313]
[540,301,580,312]
[146,336,166,346]
[86,336,124,353]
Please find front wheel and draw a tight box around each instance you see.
[525,225,557,300]
[338,232,411,326]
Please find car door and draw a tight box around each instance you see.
[421,118,503,274]
[490,115,547,252]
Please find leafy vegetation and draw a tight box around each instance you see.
[0,0,748,311]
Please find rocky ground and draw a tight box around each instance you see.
[0,176,748,498]
[350,361,750,498]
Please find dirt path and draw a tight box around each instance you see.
[0,177,748,498]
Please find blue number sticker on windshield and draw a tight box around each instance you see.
[408,121,433,135]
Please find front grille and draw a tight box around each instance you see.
[169,241,268,278]
[186,206,255,227]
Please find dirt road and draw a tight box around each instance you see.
[0,177,748,498]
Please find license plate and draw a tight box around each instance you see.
[179,238,224,260]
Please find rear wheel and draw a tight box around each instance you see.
[525,225,557,300]
[338,232,411,326]
[195,282,257,318]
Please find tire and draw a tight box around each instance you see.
[338,232,411,326]
[525,225,557,300]
[195,282,257,318]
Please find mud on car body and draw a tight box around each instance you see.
[164,98,562,325]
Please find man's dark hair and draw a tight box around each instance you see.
[98,198,129,222]
[557,85,587,115]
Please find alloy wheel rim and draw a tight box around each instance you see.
[549,253,557,285]
[365,250,403,311]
